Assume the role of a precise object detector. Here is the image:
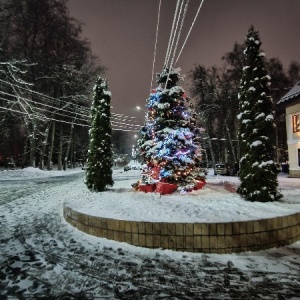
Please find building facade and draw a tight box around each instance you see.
[278,82,300,178]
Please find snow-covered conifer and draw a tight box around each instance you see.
[237,26,282,202]
[138,67,204,190]
[85,76,114,192]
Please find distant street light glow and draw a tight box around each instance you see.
[136,105,146,112]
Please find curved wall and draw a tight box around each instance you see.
[63,205,300,253]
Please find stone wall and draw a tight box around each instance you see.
[63,205,300,253]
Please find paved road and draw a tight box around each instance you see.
[0,173,83,205]
[0,173,300,299]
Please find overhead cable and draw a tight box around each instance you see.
[175,0,205,64]
[0,105,140,131]
[0,78,139,122]
[150,0,162,89]
[1,93,142,128]
[164,0,181,67]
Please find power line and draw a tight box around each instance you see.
[169,0,189,70]
[0,105,90,127]
[0,78,139,122]
[0,105,140,132]
[164,0,189,88]
[164,0,181,67]
[0,81,142,128]
[150,0,161,90]
[0,92,90,124]
[167,0,185,70]
[0,93,142,128]
[175,0,205,64]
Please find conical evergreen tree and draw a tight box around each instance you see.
[237,26,282,202]
[138,67,204,190]
[85,76,114,192]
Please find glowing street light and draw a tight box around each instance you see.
[136,105,146,112]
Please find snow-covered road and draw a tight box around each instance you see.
[0,169,300,299]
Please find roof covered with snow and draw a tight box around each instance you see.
[278,82,300,105]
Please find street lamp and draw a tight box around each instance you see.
[136,105,148,125]
[132,145,136,159]
[136,105,146,111]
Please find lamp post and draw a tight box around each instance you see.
[219,137,227,163]
[132,145,137,163]
[210,137,220,163]
[201,137,210,169]
[136,105,147,123]
[202,135,217,171]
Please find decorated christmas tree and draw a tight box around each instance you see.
[137,67,205,192]
[237,26,282,202]
[85,76,114,192]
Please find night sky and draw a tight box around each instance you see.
[67,0,300,117]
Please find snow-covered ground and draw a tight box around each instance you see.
[0,166,84,180]
[1,167,300,298]
[3,166,299,223]
[64,169,300,223]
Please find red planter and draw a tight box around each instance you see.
[139,184,156,193]
[155,182,178,195]
[194,180,206,190]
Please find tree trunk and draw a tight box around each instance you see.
[225,121,237,162]
[275,122,279,164]
[22,135,29,168]
[72,128,76,168]
[206,131,216,174]
[47,120,55,170]
[58,123,63,171]
[63,125,73,171]
[29,121,36,167]
[39,122,51,170]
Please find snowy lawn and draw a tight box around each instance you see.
[2,167,300,223]
[62,168,300,223]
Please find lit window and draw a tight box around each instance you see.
[292,114,300,133]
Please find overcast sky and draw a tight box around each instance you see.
[67,0,300,117]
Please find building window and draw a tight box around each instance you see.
[292,113,300,133]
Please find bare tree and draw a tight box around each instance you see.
[0,0,104,169]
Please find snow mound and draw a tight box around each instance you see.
[0,167,84,180]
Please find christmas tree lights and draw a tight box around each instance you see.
[138,67,206,193]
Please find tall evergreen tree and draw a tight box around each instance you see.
[138,67,204,190]
[237,26,282,202]
[85,76,114,192]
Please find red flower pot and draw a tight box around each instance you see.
[139,184,156,193]
[155,182,178,195]
[194,180,206,190]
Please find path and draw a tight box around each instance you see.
[0,173,299,299]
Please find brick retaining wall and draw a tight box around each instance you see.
[63,205,300,253]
